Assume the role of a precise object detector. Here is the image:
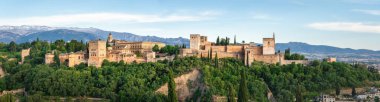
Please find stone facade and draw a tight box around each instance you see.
[326,57,337,63]
[181,34,307,66]
[45,33,166,68]
[88,40,107,67]
[45,51,86,67]
[45,53,54,64]
[20,48,30,64]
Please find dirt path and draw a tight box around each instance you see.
[156,69,203,101]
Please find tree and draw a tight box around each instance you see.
[216,36,220,45]
[226,37,230,45]
[375,96,379,102]
[234,35,237,45]
[168,69,178,102]
[335,85,341,96]
[8,41,17,52]
[296,84,303,102]
[228,83,236,102]
[54,52,60,67]
[238,69,248,102]
[352,87,356,97]
[285,48,291,59]
[215,53,219,68]
[152,44,160,52]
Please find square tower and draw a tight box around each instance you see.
[88,40,107,67]
[190,34,201,50]
[263,35,275,55]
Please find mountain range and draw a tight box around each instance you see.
[1,25,379,64]
[0,25,189,45]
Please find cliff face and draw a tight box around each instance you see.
[156,69,204,101]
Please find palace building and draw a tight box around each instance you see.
[45,33,166,67]
[180,34,308,66]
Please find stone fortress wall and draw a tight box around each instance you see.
[180,33,309,66]
[17,33,311,67]
[43,33,167,67]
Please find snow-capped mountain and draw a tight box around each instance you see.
[0,25,101,35]
[0,25,189,46]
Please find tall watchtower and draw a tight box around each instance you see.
[263,33,276,55]
[88,40,107,67]
[107,33,113,43]
[190,34,201,50]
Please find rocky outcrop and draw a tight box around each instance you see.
[156,69,203,101]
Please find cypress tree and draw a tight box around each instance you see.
[352,87,356,97]
[296,83,303,102]
[225,37,228,45]
[54,52,60,67]
[234,35,237,45]
[215,53,218,68]
[168,69,178,102]
[216,36,220,45]
[226,37,230,45]
[238,69,248,102]
[210,49,213,63]
[228,83,236,102]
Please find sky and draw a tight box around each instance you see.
[0,0,380,50]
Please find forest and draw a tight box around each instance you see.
[0,39,379,102]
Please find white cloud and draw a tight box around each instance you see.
[0,12,220,26]
[251,13,278,20]
[353,9,380,15]
[308,22,380,33]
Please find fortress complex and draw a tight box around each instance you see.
[45,33,166,67]
[180,34,308,66]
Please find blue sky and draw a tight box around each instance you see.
[1,0,380,50]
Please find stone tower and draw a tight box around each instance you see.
[107,33,113,42]
[88,40,107,67]
[21,48,30,64]
[262,33,275,55]
[190,34,201,50]
[107,33,113,43]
